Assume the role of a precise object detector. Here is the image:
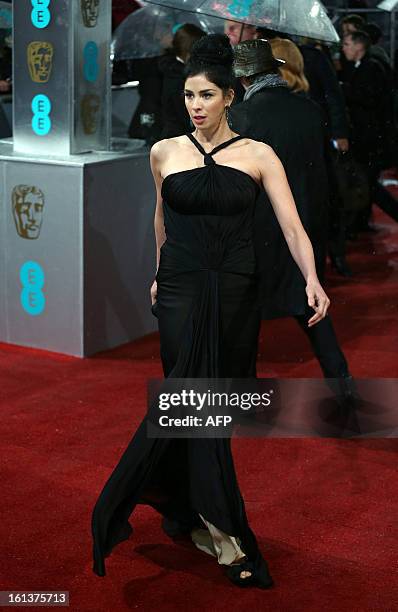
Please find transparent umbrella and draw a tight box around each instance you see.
[0,1,12,29]
[113,1,225,60]
[141,0,339,43]
[377,0,398,11]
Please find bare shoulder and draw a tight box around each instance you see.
[243,138,278,161]
[150,136,185,166]
[151,136,186,160]
[150,138,169,162]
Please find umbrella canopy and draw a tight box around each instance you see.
[141,0,339,43]
[0,1,12,29]
[377,0,398,11]
[112,0,143,29]
[113,2,225,60]
[140,0,340,42]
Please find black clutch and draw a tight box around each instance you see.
[151,301,158,318]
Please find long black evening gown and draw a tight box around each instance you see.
[91,133,273,587]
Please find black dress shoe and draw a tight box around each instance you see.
[330,256,353,277]
[327,375,362,408]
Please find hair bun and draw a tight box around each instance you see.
[189,33,233,68]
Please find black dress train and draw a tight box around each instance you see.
[91,133,273,587]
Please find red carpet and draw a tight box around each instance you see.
[1,208,397,611]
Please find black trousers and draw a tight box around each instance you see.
[351,142,382,229]
[294,305,350,378]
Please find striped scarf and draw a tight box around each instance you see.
[243,73,289,101]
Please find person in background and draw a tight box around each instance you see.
[341,30,390,231]
[297,37,352,276]
[224,20,257,47]
[365,22,391,70]
[256,30,350,158]
[158,23,206,139]
[340,13,366,38]
[230,39,355,399]
[0,37,12,93]
[127,57,163,144]
[364,23,396,170]
[0,36,12,138]
[338,14,366,80]
[269,38,309,94]
[271,37,353,276]
[224,21,258,103]
[298,38,349,152]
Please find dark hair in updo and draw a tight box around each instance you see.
[184,33,235,93]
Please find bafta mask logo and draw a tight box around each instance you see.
[81,94,100,135]
[12,185,45,240]
[81,0,100,28]
[28,42,54,83]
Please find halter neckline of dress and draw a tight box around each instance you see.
[186,133,244,166]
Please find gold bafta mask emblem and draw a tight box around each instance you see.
[12,186,45,240]
[81,0,100,28]
[81,94,100,135]
[27,42,54,84]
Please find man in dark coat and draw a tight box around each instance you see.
[127,57,163,145]
[341,30,391,229]
[254,29,352,275]
[300,43,349,146]
[299,42,352,276]
[230,39,353,386]
[158,52,190,139]
[157,24,206,139]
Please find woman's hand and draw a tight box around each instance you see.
[306,278,330,327]
[150,279,157,305]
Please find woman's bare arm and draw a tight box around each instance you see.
[150,141,167,272]
[256,142,330,326]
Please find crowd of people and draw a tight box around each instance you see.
[116,14,397,281]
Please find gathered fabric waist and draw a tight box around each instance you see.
[156,238,257,280]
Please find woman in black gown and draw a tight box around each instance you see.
[91,34,330,589]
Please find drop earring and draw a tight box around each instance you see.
[225,105,231,127]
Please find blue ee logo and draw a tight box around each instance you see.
[31,0,51,29]
[32,94,52,136]
[20,261,46,316]
[83,41,99,83]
